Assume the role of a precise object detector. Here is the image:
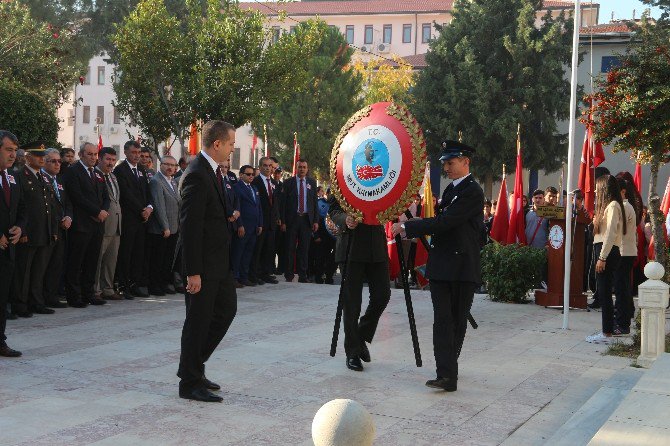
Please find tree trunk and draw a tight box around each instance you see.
[648,155,669,280]
[178,135,186,160]
[484,172,493,199]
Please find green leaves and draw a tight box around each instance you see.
[481,242,546,303]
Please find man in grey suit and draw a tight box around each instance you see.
[95,147,124,300]
[148,155,181,296]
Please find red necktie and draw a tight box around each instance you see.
[299,178,305,213]
[266,178,273,206]
[1,170,10,206]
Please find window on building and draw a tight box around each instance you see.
[290,26,296,34]
[97,66,105,85]
[272,26,280,43]
[422,23,432,43]
[345,25,354,44]
[601,56,622,73]
[232,147,241,169]
[364,25,373,45]
[67,109,74,126]
[97,106,104,125]
[403,24,412,43]
[83,67,91,85]
[383,25,392,44]
[113,107,121,125]
[82,106,90,124]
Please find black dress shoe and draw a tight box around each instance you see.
[175,285,185,294]
[15,310,33,318]
[85,297,107,306]
[346,357,364,371]
[298,277,312,283]
[261,276,278,284]
[314,277,324,284]
[235,281,245,289]
[241,279,256,287]
[6,312,17,320]
[130,286,149,298]
[202,377,221,391]
[179,387,223,403]
[325,278,334,285]
[68,299,88,308]
[46,301,67,308]
[425,377,457,392]
[164,284,176,295]
[256,279,265,285]
[31,306,55,315]
[0,343,22,357]
[360,344,371,363]
[149,287,166,297]
[285,275,294,282]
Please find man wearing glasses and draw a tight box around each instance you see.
[232,165,263,288]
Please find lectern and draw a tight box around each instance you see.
[534,207,590,309]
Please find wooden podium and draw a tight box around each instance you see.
[534,208,590,309]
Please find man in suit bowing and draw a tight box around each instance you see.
[177,120,238,403]
[0,130,26,357]
[232,165,263,288]
[114,140,153,298]
[281,159,318,283]
[393,141,484,392]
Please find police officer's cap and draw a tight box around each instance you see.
[438,140,475,161]
[20,141,48,156]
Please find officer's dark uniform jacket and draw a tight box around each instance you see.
[327,195,387,263]
[405,174,484,284]
[18,166,58,247]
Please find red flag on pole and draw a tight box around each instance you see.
[251,133,258,164]
[506,127,527,245]
[490,171,509,244]
[661,176,670,216]
[633,154,642,194]
[292,132,300,176]
[188,122,199,156]
[97,134,103,152]
[385,222,400,280]
[577,117,605,218]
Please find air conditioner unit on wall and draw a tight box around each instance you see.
[360,46,368,53]
[378,43,390,53]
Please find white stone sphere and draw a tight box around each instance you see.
[312,399,375,446]
[644,261,665,280]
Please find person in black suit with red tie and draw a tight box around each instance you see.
[249,157,279,285]
[393,141,484,392]
[114,141,154,297]
[281,159,318,283]
[61,142,110,307]
[0,131,26,357]
[177,120,239,403]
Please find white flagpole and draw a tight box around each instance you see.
[563,0,581,330]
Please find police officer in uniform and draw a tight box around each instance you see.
[393,141,484,391]
[14,142,59,316]
[329,196,391,372]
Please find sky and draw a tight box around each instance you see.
[599,0,663,22]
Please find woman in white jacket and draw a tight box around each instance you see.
[587,175,627,344]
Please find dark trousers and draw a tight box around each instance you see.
[429,280,476,380]
[66,229,103,301]
[0,251,14,342]
[232,230,257,281]
[594,243,621,334]
[285,215,311,280]
[313,236,336,280]
[15,243,52,311]
[177,270,237,392]
[614,255,635,331]
[44,231,65,304]
[116,219,145,290]
[148,233,178,291]
[343,260,391,358]
[250,226,274,281]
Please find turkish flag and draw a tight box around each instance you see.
[506,138,527,245]
[97,134,103,152]
[385,222,400,280]
[188,122,199,155]
[578,120,605,218]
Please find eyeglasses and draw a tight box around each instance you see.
[241,172,254,176]
[47,159,62,164]
[161,163,177,167]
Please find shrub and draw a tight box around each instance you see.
[481,243,546,303]
[0,79,60,146]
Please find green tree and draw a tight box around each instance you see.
[412,0,576,196]
[583,12,670,269]
[353,55,415,107]
[0,1,84,107]
[261,23,363,179]
[112,0,324,158]
[0,79,61,146]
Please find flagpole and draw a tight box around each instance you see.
[264,124,268,158]
[563,0,581,330]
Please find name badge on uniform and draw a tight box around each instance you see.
[306,184,311,190]
[225,183,232,189]
[57,183,64,190]
[7,174,16,184]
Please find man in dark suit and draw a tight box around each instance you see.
[177,120,238,403]
[41,148,72,308]
[271,162,285,275]
[232,165,263,288]
[219,160,241,235]
[281,159,318,283]
[393,141,484,392]
[114,140,153,297]
[0,130,25,357]
[249,156,279,285]
[61,142,110,307]
[329,194,390,372]
[14,142,59,316]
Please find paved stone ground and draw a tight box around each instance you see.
[0,282,632,445]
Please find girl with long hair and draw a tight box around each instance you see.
[613,177,638,335]
[586,175,626,343]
